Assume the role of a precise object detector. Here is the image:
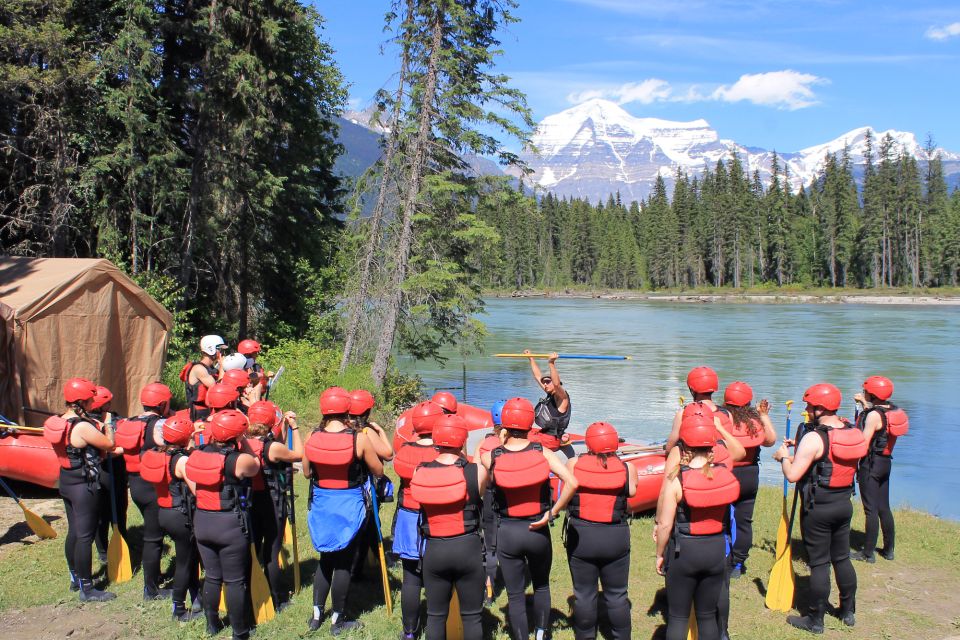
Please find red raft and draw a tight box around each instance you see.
[392,402,665,514]
[0,428,60,489]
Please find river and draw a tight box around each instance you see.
[399,297,960,520]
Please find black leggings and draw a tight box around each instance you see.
[858,456,895,556]
[800,494,857,617]
[60,476,100,582]
[565,518,631,640]
[497,517,553,639]
[664,534,726,640]
[195,510,251,638]
[401,558,424,634]
[250,491,285,607]
[422,534,485,640]
[129,473,163,593]
[95,459,128,556]
[158,506,200,606]
[481,488,498,590]
[730,464,759,566]
[313,530,363,614]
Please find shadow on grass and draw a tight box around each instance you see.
[0,515,63,546]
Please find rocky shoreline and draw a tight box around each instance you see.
[493,290,960,306]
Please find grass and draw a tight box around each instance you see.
[1,484,958,639]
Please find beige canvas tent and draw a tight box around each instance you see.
[0,257,172,425]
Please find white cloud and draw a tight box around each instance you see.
[566,70,827,111]
[925,22,960,41]
[710,70,827,110]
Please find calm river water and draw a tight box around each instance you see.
[399,297,960,520]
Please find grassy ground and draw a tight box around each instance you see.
[1,482,959,639]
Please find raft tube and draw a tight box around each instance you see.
[0,429,60,489]
[392,401,494,453]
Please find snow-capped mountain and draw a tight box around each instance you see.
[511,99,960,202]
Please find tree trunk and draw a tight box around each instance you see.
[371,9,444,387]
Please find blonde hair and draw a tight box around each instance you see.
[668,444,715,481]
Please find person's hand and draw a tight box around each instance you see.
[112,446,124,456]
[284,411,298,427]
[529,511,551,530]
[548,352,558,363]
[853,392,865,406]
[193,421,205,436]
[758,399,770,415]
[523,349,532,357]
[773,441,790,462]
[656,555,665,576]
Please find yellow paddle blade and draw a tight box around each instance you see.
[21,503,57,539]
[283,519,293,545]
[686,605,698,640]
[766,541,795,611]
[446,590,464,640]
[107,524,132,583]
[773,500,790,559]
[377,541,392,615]
[291,524,301,594]
[278,545,289,571]
[250,544,276,624]
[219,585,227,612]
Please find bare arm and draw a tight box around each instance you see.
[774,431,822,483]
[665,409,682,452]
[625,461,637,497]
[365,422,395,461]
[358,431,384,477]
[476,461,489,495]
[525,349,546,390]
[234,452,261,479]
[859,411,882,445]
[757,399,778,446]
[72,421,120,454]
[269,413,304,464]
[655,477,680,574]
[528,448,578,530]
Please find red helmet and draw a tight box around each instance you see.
[162,416,194,447]
[723,381,753,407]
[803,383,842,411]
[432,415,468,449]
[209,409,248,442]
[206,383,240,409]
[348,389,375,416]
[682,401,712,420]
[431,392,458,414]
[411,401,444,434]
[686,366,719,394]
[90,386,113,410]
[238,339,261,356]
[64,378,98,403]
[140,382,173,408]
[319,386,351,416]
[863,376,893,401]
[679,412,718,448]
[501,397,535,431]
[585,421,619,454]
[248,400,282,431]
[222,369,251,391]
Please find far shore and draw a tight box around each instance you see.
[488,288,960,306]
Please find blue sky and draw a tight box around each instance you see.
[316,0,960,153]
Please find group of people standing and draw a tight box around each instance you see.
[45,337,907,640]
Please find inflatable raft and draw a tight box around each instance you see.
[0,427,60,489]
[392,402,665,514]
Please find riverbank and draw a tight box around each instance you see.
[2,482,958,639]
[489,286,960,305]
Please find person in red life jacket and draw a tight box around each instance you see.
[44,378,123,602]
[471,398,507,607]
[238,339,269,392]
[655,410,741,640]
[715,381,777,579]
[303,386,384,634]
[774,383,867,633]
[411,415,488,640]
[140,414,203,621]
[185,409,261,640]
[243,399,304,611]
[666,366,722,452]
[113,381,176,600]
[222,368,258,411]
[89,385,126,566]
[393,400,444,638]
[564,422,637,640]
[522,350,572,453]
[480,397,579,640]
[852,375,905,563]
[182,334,227,421]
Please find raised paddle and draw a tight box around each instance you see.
[494,353,632,360]
[765,400,797,612]
[368,474,393,615]
[106,454,133,584]
[0,477,57,539]
[265,365,285,400]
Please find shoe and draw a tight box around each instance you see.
[78,580,117,602]
[173,603,203,622]
[730,563,744,579]
[275,600,291,614]
[851,550,876,563]
[878,548,895,561]
[206,617,225,635]
[840,611,855,627]
[787,614,824,634]
[98,551,108,565]
[331,619,360,636]
[307,609,325,633]
[145,586,173,601]
[69,572,80,592]
[191,597,204,613]
[399,633,416,640]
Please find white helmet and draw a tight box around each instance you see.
[200,334,227,356]
[221,352,248,371]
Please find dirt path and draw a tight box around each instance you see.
[0,604,129,640]
[0,482,64,550]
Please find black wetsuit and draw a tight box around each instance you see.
[857,407,897,558]
[566,518,631,639]
[126,415,164,596]
[59,421,103,587]
[155,450,200,608]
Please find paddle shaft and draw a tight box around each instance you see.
[368,475,393,615]
[494,353,631,360]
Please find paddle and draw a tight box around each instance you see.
[284,425,295,546]
[494,353,632,360]
[106,454,133,584]
[446,590,464,640]
[286,465,301,593]
[686,606,698,640]
[249,543,276,623]
[765,400,797,612]
[0,477,57,539]
[368,474,393,615]
[265,365,285,400]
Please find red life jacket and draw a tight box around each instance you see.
[810,423,868,490]
[141,449,188,509]
[715,407,764,466]
[181,361,217,409]
[676,464,740,536]
[410,459,480,538]
[185,445,245,511]
[394,441,439,511]
[245,437,269,492]
[569,453,628,524]
[43,415,85,470]
[712,442,731,466]
[491,442,551,519]
[304,428,365,489]
[477,433,500,459]
[859,405,909,456]
[115,414,160,473]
